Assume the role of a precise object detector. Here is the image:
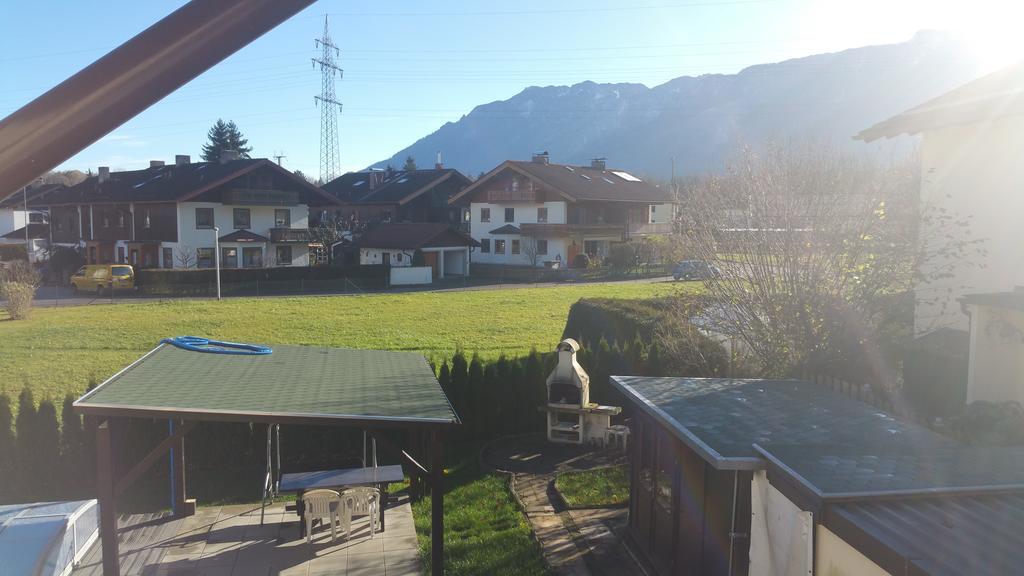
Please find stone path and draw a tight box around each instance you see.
[481,435,642,576]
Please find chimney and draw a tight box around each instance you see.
[175,155,190,166]
[546,339,589,406]
[98,167,110,183]
[532,151,550,165]
[590,157,606,170]
[219,150,240,164]
[150,160,165,168]
[435,150,443,171]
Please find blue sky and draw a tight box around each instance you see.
[1,1,1019,178]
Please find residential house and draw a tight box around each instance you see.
[447,153,673,267]
[320,165,471,231]
[613,375,1024,576]
[357,222,478,279]
[31,154,339,269]
[0,182,60,262]
[857,63,1024,337]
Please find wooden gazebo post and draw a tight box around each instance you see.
[432,429,445,576]
[96,420,120,576]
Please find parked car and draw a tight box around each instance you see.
[70,264,136,295]
[673,260,718,281]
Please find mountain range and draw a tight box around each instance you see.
[372,31,983,180]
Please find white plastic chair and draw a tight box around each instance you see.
[340,487,381,538]
[302,489,342,543]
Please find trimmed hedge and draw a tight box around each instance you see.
[562,297,674,345]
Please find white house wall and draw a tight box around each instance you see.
[814,526,890,576]
[360,248,413,267]
[469,200,569,266]
[916,118,1024,335]
[0,208,26,237]
[966,303,1024,405]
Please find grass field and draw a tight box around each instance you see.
[0,281,692,407]
[555,465,630,508]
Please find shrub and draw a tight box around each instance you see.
[572,253,590,269]
[0,244,27,261]
[1,261,40,320]
[47,246,85,283]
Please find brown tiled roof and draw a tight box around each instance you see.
[858,62,1024,141]
[323,168,470,205]
[1,223,49,239]
[449,160,672,205]
[31,159,339,206]
[0,183,66,209]
[357,223,478,250]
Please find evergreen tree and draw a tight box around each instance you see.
[0,392,16,500]
[507,359,526,435]
[524,349,545,432]
[402,155,417,171]
[201,119,252,161]
[482,362,500,438]
[438,361,452,400]
[450,350,469,417]
[15,387,36,497]
[647,340,664,376]
[467,354,484,437]
[35,399,60,499]
[61,394,84,495]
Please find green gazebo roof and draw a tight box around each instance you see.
[75,343,459,427]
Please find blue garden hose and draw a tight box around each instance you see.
[160,336,272,355]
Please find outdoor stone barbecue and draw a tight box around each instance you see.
[541,338,622,445]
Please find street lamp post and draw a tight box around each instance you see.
[213,226,221,301]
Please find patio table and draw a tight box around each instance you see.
[279,464,405,537]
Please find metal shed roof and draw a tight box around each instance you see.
[756,444,1024,500]
[74,343,459,427]
[611,376,955,470]
[825,493,1024,576]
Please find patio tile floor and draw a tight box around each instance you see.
[72,499,422,576]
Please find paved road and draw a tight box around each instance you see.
[23,275,679,308]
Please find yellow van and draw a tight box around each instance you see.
[70,264,136,295]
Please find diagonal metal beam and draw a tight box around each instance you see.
[0,0,317,198]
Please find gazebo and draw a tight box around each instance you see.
[74,341,460,576]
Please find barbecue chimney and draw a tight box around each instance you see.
[542,338,621,445]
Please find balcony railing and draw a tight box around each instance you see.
[626,222,673,236]
[270,227,311,243]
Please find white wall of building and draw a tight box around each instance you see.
[469,200,569,266]
[161,202,310,269]
[915,118,1024,335]
[814,526,890,576]
[0,208,27,237]
[360,248,413,266]
[649,203,673,224]
[966,303,1024,405]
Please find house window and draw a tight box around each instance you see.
[242,247,262,268]
[495,239,506,254]
[276,245,292,266]
[117,246,125,263]
[537,239,548,255]
[233,208,251,229]
[537,207,548,223]
[162,247,173,269]
[118,210,125,228]
[222,247,238,268]
[275,209,290,228]
[480,207,490,222]
[396,253,403,263]
[195,208,214,229]
[55,218,63,232]
[511,239,521,255]
[480,238,490,253]
[196,247,215,269]
[102,211,109,228]
[144,210,151,229]
[511,178,519,192]
[504,207,514,222]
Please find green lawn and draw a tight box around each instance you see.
[413,455,548,576]
[555,465,630,508]
[0,281,692,408]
